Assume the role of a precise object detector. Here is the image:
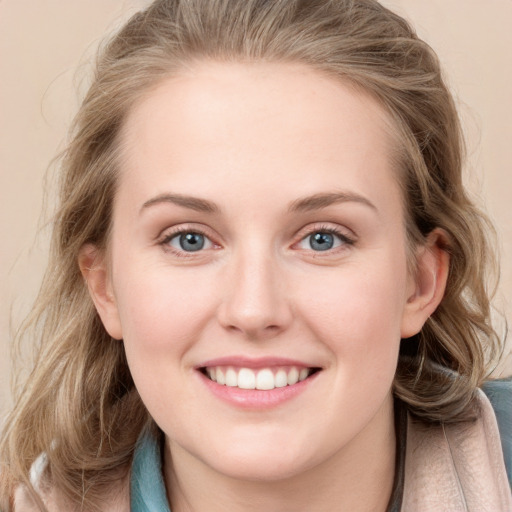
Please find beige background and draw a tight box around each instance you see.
[1,0,511,419]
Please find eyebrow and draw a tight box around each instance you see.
[140,190,377,215]
[288,192,377,213]
[141,193,220,214]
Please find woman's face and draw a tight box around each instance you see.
[88,62,436,481]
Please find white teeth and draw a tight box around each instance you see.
[287,367,299,385]
[216,367,226,385]
[238,368,256,389]
[275,369,288,388]
[225,367,238,387]
[205,366,314,390]
[256,369,275,390]
[216,368,226,385]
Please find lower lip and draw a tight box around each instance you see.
[197,370,320,409]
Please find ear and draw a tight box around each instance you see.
[78,244,123,340]
[400,229,450,339]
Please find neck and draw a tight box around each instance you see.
[165,395,396,512]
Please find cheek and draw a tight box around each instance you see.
[110,263,219,420]
[298,256,408,373]
[112,259,219,354]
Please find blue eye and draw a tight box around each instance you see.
[309,232,335,251]
[297,230,351,252]
[167,232,213,252]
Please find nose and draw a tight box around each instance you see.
[216,247,293,340]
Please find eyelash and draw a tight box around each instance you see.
[294,224,356,253]
[158,223,356,258]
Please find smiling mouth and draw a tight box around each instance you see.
[200,366,321,390]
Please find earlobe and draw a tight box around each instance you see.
[400,229,450,339]
[78,244,123,340]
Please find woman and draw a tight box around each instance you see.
[1,1,510,510]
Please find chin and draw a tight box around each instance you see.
[200,437,322,482]
[215,457,313,482]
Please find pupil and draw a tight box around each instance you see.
[310,232,333,251]
[180,233,205,251]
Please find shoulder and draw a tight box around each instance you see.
[14,474,130,512]
[403,388,512,511]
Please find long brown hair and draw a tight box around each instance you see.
[0,1,503,510]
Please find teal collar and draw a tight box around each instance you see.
[131,429,171,512]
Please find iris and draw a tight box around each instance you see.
[309,232,334,251]
[179,233,205,251]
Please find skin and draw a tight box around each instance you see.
[80,62,448,512]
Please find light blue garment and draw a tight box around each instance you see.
[482,377,512,488]
[130,429,171,512]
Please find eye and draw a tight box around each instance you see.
[166,231,214,252]
[296,229,353,252]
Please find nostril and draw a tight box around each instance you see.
[223,322,282,337]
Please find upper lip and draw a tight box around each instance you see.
[195,356,321,370]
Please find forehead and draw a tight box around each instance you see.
[117,61,401,214]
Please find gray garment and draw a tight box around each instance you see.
[482,377,512,487]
